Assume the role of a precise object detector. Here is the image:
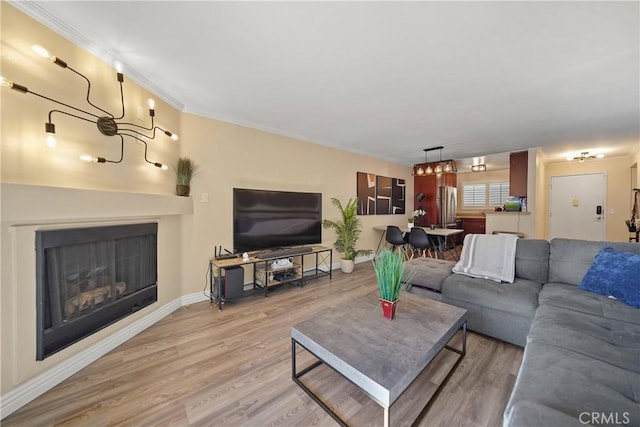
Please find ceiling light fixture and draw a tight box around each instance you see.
[0,44,178,168]
[411,146,457,176]
[471,164,487,172]
[567,152,604,163]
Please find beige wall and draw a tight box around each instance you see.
[178,113,413,294]
[545,156,634,242]
[534,149,547,239]
[631,143,640,189]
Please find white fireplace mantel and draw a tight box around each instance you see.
[1,183,193,224]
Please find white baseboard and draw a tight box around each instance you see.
[181,291,211,306]
[328,254,374,271]
[0,294,203,419]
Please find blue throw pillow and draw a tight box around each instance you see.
[578,247,640,308]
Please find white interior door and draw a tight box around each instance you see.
[549,173,606,241]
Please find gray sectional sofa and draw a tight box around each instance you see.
[404,238,640,426]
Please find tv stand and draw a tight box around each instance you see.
[209,245,332,311]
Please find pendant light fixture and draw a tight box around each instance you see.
[1,44,177,169]
[412,146,457,176]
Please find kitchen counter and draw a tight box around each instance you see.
[485,211,530,215]
[485,211,533,236]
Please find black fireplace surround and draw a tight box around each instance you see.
[36,223,158,360]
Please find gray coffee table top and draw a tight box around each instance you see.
[291,291,467,407]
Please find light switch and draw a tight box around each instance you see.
[201,193,209,203]
[572,198,579,207]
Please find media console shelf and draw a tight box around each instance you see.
[209,245,332,311]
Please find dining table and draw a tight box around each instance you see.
[374,225,464,260]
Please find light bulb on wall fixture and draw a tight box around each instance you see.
[31,44,51,59]
[45,122,56,148]
[80,154,106,163]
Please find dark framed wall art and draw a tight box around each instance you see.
[357,172,405,216]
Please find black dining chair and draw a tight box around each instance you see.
[385,226,407,253]
[408,227,434,258]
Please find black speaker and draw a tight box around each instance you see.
[222,266,244,299]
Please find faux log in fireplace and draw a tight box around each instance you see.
[36,223,158,360]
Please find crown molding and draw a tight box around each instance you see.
[8,1,185,111]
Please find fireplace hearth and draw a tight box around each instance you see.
[36,223,158,360]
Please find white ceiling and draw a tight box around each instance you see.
[11,1,640,170]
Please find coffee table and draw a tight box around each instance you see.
[291,292,467,426]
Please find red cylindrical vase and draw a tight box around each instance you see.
[380,299,397,320]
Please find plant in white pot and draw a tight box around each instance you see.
[322,197,372,273]
[174,157,198,196]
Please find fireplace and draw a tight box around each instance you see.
[35,223,158,360]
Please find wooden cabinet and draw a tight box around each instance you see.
[462,217,486,236]
[414,172,457,227]
[509,151,528,197]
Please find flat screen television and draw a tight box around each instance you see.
[233,188,322,253]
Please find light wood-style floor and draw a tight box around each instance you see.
[4,262,523,426]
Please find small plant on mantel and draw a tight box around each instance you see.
[174,157,198,196]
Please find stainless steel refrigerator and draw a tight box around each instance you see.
[437,186,457,227]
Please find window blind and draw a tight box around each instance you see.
[489,182,510,206]
[463,184,486,207]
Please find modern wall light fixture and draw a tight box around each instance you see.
[1,44,177,168]
[412,146,457,176]
[566,151,604,163]
[471,164,487,172]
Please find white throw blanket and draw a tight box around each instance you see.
[452,234,519,283]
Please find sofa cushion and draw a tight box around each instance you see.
[505,401,583,427]
[504,341,640,426]
[403,257,455,292]
[549,239,640,286]
[514,239,549,284]
[578,247,640,308]
[441,275,541,318]
[527,304,640,372]
[539,283,640,325]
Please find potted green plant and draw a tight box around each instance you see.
[174,157,197,196]
[322,197,372,273]
[372,249,410,319]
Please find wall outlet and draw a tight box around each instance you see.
[201,193,209,203]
